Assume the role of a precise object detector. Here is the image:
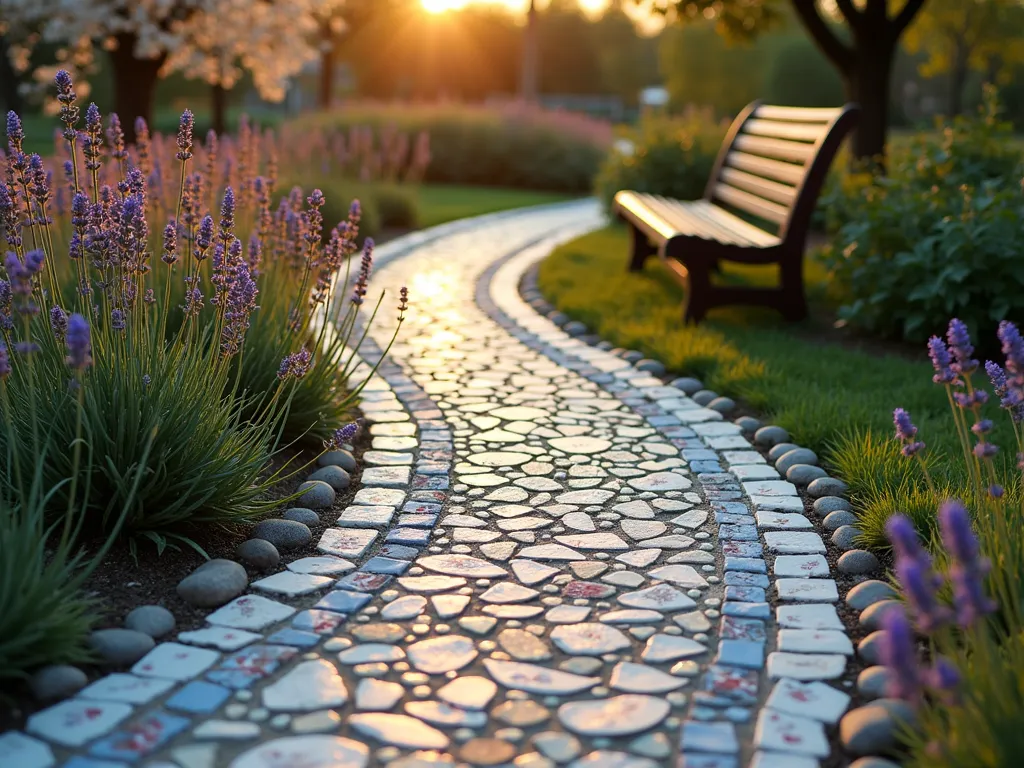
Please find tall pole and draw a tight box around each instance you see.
[520,0,538,103]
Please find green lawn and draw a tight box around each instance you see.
[537,225,1017,549]
[413,185,576,228]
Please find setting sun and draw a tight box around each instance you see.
[421,0,612,15]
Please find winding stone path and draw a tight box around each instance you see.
[0,201,852,768]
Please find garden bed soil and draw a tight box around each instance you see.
[0,430,370,733]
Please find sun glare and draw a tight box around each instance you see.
[421,0,612,15]
[422,0,469,12]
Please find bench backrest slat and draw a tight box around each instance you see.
[703,101,860,243]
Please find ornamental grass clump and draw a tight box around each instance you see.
[877,318,1024,767]
[0,71,406,543]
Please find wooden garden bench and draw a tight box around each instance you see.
[613,101,860,323]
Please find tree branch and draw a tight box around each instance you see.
[834,0,862,30]
[891,0,928,36]
[790,0,854,72]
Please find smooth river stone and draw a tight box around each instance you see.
[612,500,655,519]
[417,554,509,579]
[404,701,487,728]
[348,713,449,750]
[641,634,707,663]
[557,694,670,736]
[498,629,552,661]
[551,624,632,655]
[479,582,540,604]
[397,576,467,593]
[510,559,561,585]
[337,644,405,665]
[518,544,586,561]
[261,659,348,712]
[230,736,369,768]
[436,676,498,710]
[490,406,549,421]
[556,490,616,505]
[380,595,427,620]
[561,512,597,532]
[406,636,478,674]
[621,520,667,540]
[483,659,600,695]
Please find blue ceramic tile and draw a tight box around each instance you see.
[385,527,430,545]
[396,514,437,529]
[266,628,321,648]
[292,608,346,634]
[362,556,411,574]
[165,680,230,714]
[314,588,372,614]
[378,544,420,560]
[89,712,189,761]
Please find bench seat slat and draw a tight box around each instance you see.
[754,105,842,122]
[713,183,790,225]
[732,134,814,163]
[742,118,827,142]
[615,192,780,249]
[717,168,797,206]
[725,150,806,186]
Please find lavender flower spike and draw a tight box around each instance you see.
[880,607,924,705]
[947,318,978,375]
[885,515,934,575]
[328,421,360,450]
[892,407,925,457]
[50,306,68,339]
[895,557,950,632]
[938,499,996,627]
[0,342,9,378]
[66,313,92,371]
[277,348,312,380]
[176,109,194,161]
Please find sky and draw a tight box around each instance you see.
[421,0,614,17]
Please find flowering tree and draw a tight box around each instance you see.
[0,0,337,140]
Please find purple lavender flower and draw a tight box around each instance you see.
[28,154,49,205]
[0,279,10,329]
[66,312,91,370]
[162,221,178,265]
[947,319,978,375]
[176,109,194,161]
[277,347,312,380]
[350,238,374,305]
[220,263,259,357]
[106,113,127,161]
[50,305,68,339]
[398,286,409,319]
[182,279,204,317]
[926,657,961,704]
[880,607,923,705]
[328,421,360,450]
[196,214,214,257]
[85,103,101,133]
[219,187,235,243]
[998,320,1024,380]
[110,308,126,331]
[6,111,24,154]
[54,70,79,141]
[928,336,956,384]
[886,515,935,576]
[892,408,925,457]
[986,361,1023,419]
[895,557,951,632]
[938,500,996,627]
[15,340,39,356]
[0,342,9,378]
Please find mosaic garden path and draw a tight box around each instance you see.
[0,201,851,768]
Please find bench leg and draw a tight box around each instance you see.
[682,259,712,324]
[779,258,808,321]
[628,225,656,273]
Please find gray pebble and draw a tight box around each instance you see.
[754,425,790,448]
[236,538,281,570]
[124,605,175,638]
[858,631,887,665]
[707,396,735,414]
[786,464,828,486]
[579,334,602,346]
[547,311,569,326]
[30,665,88,701]
[691,390,718,406]
[831,525,861,551]
[850,759,902,768]
[734,416,761,433]
[840,699,916,756]
[563,321,588,336]
[635,359,666,375]
[846,580,898,611]
[767,442,800,461]
[823,509,858,531]
[622,350,644,363]
[296,480,335,509]
[307,465,351,491]
[857,665,892,699]
[89,628,155,666]
[176,559,248,608]
[813,496,852,517]
[596,341,615,352]
[283,507,321,526]
[253,519,312,551]
[318,449,356,471]
[839,549,881,575]
[671,377,704,394]
[860,600,903,630]
[808,476,849,498]
[775,448,818,474]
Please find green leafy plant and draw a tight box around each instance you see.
[593,109,726,214]
[820,88,1024,343]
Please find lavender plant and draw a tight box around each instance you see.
[878,318,1024,766]
[0,72,405,542]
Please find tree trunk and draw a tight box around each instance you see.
[109,33,165,143]
[520,0,539,103]
[0,34,23,113]
[319,21,335,110]
[843,40,896,171]
[211,83,227,136]
[948,41,969,116]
